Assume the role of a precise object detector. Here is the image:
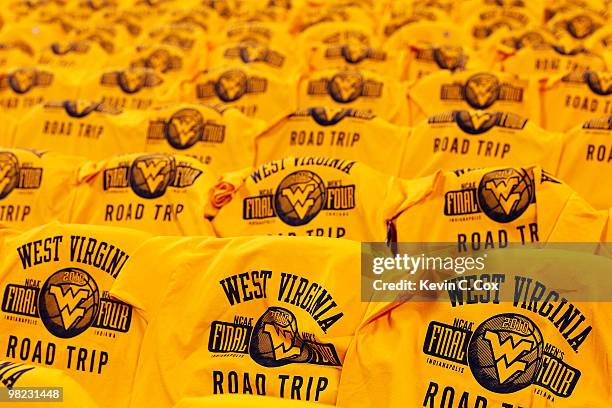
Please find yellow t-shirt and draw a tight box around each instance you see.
[0,149,83,229]
[541,70,612,132]
[307,43,406,80]
[408,70,541,126]
[298,69,408,125]
[0,222,151,408]
[481,26,560,69]
[110,235,369,406]
[296,22,375,49]
[466,6,537,46]
[78,68,172,111]
[13,100,149,160]
[390,166,608,249]
[67,153,217,235]
[399,110,563,178]
[497,44,607,78]
[557,117,612,210]
[141,103,266,173]
[546,9,607,49]
[0,66,79,116]
[290,6,374,38]
[208,157,408,240]
[0,360,96,407]
[378,4,452,40]
[338,250,612,408]
[254,107,410,176]
[178,66,297,125]
[109,43,203,79]
[215,21,292,50]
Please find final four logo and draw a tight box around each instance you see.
[307,71,383,104]
[146,108,226,149]
[103,154,203,199]
[223,43,285,67]
[1,68,54,94]
[423,313,581,398]
[441,73,524,109]
[243,169,356,226]
[444,168,534,223]
[0,151,43,200]
[195,69,267,102]
[100,68,164,94]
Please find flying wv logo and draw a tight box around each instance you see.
[49,285,90,330]
[282,183,316,219]
[484,331,534,383]
[263,323,302,360]
[484,177,520,214]
[136,160,167,193]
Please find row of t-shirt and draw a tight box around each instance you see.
[0,66,609,130]
[0,222,610,407]
[0,147,610,243]
[0,103,610,208]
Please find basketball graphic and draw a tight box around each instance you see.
[567,15,597,39]
[310,107,350,126]
[38,268,100,339]
[0,151,19,200]
[341,44,368,64]
[328,71,363,103]
[146,48,172,72]
[477,168,534,223]
[129,154,176,199]
[165,108,204,149]
[468,313,544,394]
[216,69,248,102]
[274,170,326,226]
[239,43,268,63]
[464,73,500,109]
[64,100,98,118]
[249,307,309,367]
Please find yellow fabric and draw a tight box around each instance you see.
[208,157,408,240]
[0,66,79,116]
[254,108,410,176]
[541,70,612,132]
[67,153,217,235]
[0,360,96,407]
[77,67,173,111]
[0,222,151,408]
[13,100,148,160]
[36,39,111,74]
[338,250,612,408]
[557,117,612,210]
[546,9,607,49]
[178,66,297,125]
[142,103,266,173]
[408,70,541,126]
[391,166,608,248]
[399,110,563,179]
[296,22,375,48]
[497,45,606,78]
[108,43,203,79]
[215,21,292,50]
[110,235,368,407]
[0,149,84,229]
[0,111,17,146]
[298,69,408,125]
[383,21,472,52]
[466,6,537,46]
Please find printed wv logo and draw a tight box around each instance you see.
[484,331,534,383]
[172,117,199,145]
[136,160,166,192]
[0,164,11,191]
[48,285,90,330]
[468,81,494,106]
[598,74,612,92]
[263,323,301,360]
[281,184,316,219]
[470,111,492,130]
[484,177,519,214]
